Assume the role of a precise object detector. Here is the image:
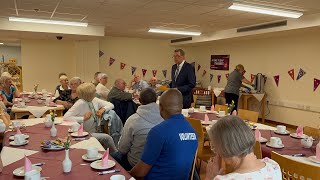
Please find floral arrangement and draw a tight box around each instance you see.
[64,135,71,150]
[227,100,235,114]
[33,84,39,93]
[50,110,57,122]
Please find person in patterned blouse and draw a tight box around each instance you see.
[54,77,81,114]
[206,116,282,180]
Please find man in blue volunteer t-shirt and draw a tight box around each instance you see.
[130,89,198,180]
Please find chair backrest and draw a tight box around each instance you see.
[186,117,204,155]
[271,151,320,180]
[304,126,320,139]
[214,104,228,114]
[253,141,262,159]
[238,109,259,123]
[189,149,198,180]
[109,99,138,125]
[192,88,213,108]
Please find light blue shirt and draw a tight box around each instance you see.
[132,80,149,91]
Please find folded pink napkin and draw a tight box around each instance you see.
[255,129,261,141]
[232,110,237,116]
[16,127,22,134]
[101,148,109,168]
[316,143,320,160]
[204,114,209,123]
[210,105,215,112]
[24,155,32,173]
[296,126,303,137]
[78,124,83,136]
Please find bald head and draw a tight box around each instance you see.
[159,89,183,119]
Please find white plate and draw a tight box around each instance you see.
[274,130,290,135]
[68,129,77,133]
[82,153,103,162]
[308,156,320,164]
[290,133,308,139]
[266,142,284,149]
[90,160,116,170]
[13,166,42,177]
[9,140,29,146]
[259,137,268,143]
[42,145,65,151]
[9,134,29,141]
[201,121,214,125]
[217,114,226,118]
[54,121,62,125]
[71,132,89,137]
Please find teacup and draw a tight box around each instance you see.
[110,175,125,180]
[301,137,313,148]
[181,109,189,117]
[188,107,194,113]
[24,169,41,180]
[87,147,98,159]
[12,121,21,128]
[276,125,286,133]
[270,137,283,147]
[71,123,81,132]
[219,111,226,116]
[14,134,26,145]
[199,106,206,112]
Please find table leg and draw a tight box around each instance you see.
[243,96,249,110]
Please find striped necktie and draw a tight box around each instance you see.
[174,64,180,81]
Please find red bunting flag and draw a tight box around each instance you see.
[314,78,320,91]
[131,67,137,75]
[120,62,126,70]
[288,69,294,80]
[217,75,221,83]
[197,64,201,71]
[251,74,256,83]
[152,70,157,77]
[225,73,229,80]
[99,50,104,58]
[109,57,115,66]
[274,75,280,87]
[202,70,207,77]
[162,70,167,78]
[142,69,147,77]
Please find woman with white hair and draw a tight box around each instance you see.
[95,73,110,101]
[205,116,281,180]
[0,74,20,104]
[54,74,70,98]
[63,83,117,152]
[54,77,81,114]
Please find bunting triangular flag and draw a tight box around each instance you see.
[274,75,280,87]
[314,78,320,91]
[210,74,214,82]
[152,70,157,77]
[296,68,306,80]
[99,50,104,58]
[109,57,115,66]
[142,69,147,77]
[217,75,221,83]
[131,67,137,75]
[197,64,201,71]
[225,73,229,80]
[288,69,294,80]
[162,70,167,78]
[251,74,256,83]
[202,70,207,77]
[120,62,126,70]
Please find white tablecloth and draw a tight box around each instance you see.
[1,147,38,166]
[283,155,320,167]
[12,105,64,118]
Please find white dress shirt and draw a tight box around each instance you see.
[175,60,185,80]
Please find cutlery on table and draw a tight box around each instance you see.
[98,169,120,175]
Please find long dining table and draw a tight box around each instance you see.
[0,117,133,180]
[188,111,319,166]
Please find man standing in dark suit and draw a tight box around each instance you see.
[169,49,196,108]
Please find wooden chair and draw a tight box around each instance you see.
[238,109,259,123]
[156,85,169,91]
[189,149,198,180]
[191,88,214,108]
[304,126,320,139]
[214,104,228,114]
[253,141,262,159]
[186,117,214,174]
[271,151,320,180]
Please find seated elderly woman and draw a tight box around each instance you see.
[206,116,281,180]
[54,77,81,114]
[0,74,20,106]
[54,73,70,98]
[63,83,117,153]
[95,73,110,101]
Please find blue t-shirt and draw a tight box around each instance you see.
[2,85,15,103]
[141,114,198,180]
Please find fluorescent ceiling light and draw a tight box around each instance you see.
[9,17,88,27]
[0,43,3,45]
[229,2,303,18]
[148,28,201,36]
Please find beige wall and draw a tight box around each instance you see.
[99,36,175,89]
[21,39,76,91]
[186,29,320,128]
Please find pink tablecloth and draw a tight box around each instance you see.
[1,124,132,179]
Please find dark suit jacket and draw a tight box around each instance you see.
[169,61,196,108]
